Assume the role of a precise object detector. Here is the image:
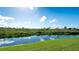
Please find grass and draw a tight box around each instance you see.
[0,38,79,51]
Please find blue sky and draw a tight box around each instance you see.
[0,7,79,28]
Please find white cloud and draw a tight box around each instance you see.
[0,15,15,21]
[40,16,47,23]
[24,21,31,24]
[49,19,62,28]
[0,22,9,27]
[0,15,15,27]
[9,23,19,28]
[49,19,56,23]
[50,24,62,29]
[18,7,35,11]
[10,21,32,28]
[28,7,34,10]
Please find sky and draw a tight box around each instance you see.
[0,7,79,28]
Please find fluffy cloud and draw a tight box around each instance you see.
[19,7,35,11]
[0,15,15,21]
[49,19,62,28]
[0,22,9,27]
[50,24,62,28]
[49,19,56,23]
[40,16,47,23]
[0,15,15,27]
[28,7,34,10]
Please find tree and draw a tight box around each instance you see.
[68,28,72,30]
[64,26,67,29]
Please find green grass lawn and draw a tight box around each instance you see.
[0,38,79,51]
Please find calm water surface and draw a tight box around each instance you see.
[0,35,79,47]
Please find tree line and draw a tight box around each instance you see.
[0,27,79,38]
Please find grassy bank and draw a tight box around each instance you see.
[0,38,79,51]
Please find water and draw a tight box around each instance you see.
[0,35,79,47]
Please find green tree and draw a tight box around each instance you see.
[64,26,67,29]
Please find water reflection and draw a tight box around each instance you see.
[0,39,14,45]
[0,35,79,47]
